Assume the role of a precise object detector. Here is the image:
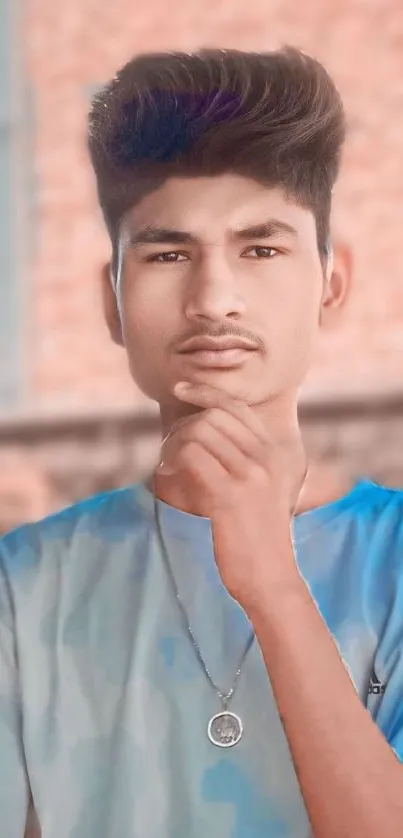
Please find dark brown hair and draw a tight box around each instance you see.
[88,46,346,258]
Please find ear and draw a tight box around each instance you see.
[319,242,353,328]
[100,263,124,346]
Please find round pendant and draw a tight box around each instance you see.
[207,711,243,748]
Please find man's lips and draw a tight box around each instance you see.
[178,336,258,353]
[178,346,257,368]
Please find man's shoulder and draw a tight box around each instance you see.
[342,479,403,570]
[0,482,150,573]
[298,479,403,568]
[353,479,403,524]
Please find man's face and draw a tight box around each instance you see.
[110,174,332,413]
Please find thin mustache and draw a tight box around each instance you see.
[176,331,264,350]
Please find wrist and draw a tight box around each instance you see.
[243,572,310,626]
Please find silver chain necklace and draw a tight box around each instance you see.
[153,489,255,748]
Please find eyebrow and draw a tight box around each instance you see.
[127,218,299,248]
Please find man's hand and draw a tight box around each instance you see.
[155,380,307,611]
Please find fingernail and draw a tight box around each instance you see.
[174,381,191,393]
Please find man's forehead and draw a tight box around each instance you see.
[124,175,309,228]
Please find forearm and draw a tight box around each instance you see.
[248,578,403,838]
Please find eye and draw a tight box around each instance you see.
[145,251,188,263]
[242,246,278,258]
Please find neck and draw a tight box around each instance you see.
[294,460,355,515]
[149,396,355,516]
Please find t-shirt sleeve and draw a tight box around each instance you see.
[0,541,30,836]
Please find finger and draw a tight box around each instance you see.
[158,415,261,478]
[174,381,268,442]
[202,408,264,463]
[155,442,225,500]
[157,419,251,477]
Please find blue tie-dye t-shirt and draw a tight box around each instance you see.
[1,478,403,838]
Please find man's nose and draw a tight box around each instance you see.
[184,250,246,321]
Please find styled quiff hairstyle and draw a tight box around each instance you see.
[88,46,346,262]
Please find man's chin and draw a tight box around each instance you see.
[173,372,269,406]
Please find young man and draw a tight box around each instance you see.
[1,47,403,838]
